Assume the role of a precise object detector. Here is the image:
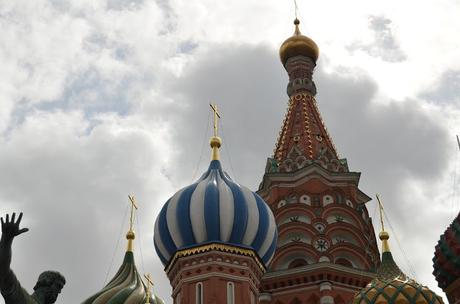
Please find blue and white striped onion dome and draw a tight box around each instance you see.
[154,159,278,268]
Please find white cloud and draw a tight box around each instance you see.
[1,0,460,303]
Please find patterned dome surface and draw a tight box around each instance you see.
[154,160,278,267]
[433,211,460,289]
[82,251,164,304]
[354,252,444,304]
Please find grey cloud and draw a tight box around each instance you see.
[348,15,407,62]
[0,111,174,303]
[316,69,449,184]
[42,67,134,116]
[161,44,449,193]
[107,0,146,10]
[6,67,137,137]
[158,44,287,189]
[177,40,198,54]
[421,69,460,105]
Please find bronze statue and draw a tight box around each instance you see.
[0,213,65,304]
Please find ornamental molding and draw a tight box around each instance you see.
[258,163,366,198]
[165,243,266,274]
[262,261,375,280]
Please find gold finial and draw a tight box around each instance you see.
[293,0,301,35]
[294,18,301,35]
[209,103,222,160]
[376,194,390,253]
[144,273,154,304]
[126,195,138,252]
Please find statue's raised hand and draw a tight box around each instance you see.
[1,213,29,242]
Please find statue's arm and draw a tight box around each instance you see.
[0,213,28,293]
[0,236,14,292]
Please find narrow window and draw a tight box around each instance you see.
[176,292,181,304]
[196,282,203,304]
[227,282,235,304]
[250,291,256,304]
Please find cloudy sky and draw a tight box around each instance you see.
[1,0,460,303]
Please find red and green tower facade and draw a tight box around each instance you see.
[433,212,460,304]
[257,19,380,304]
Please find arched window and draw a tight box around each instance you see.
[196,282,203,304]
[288,258,308,269]
[290,298,302,304]
[335,295,346,304]
[336,258,353,268]
[227,282,235,304]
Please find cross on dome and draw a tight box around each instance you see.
[126,194,139,252]
[209,103,222,160]
[144,273,154,304]
[376,194,390,253]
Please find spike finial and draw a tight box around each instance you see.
[294,18,301,35]
[126,195,138,252]
[376,194,390,253]
[209,103,222,160]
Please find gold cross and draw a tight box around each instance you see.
[144,273,154,304]
[209,103,221,137]
[128,195,138,232]
[376,194,385,232]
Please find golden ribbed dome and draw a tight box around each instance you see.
[279,19,319,65]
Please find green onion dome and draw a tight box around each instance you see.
[82,251,164,304]
[353,232,444,304]
[83,199,165,304]
[433,212,460,292]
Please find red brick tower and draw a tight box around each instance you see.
[257,19,380,304]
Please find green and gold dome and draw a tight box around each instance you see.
[82,197,164,304]
[353,198,444,304]
[82,251,164,304]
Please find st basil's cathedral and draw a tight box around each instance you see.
[83,17,459,304]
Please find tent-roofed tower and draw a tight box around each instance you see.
[257,19,380,304]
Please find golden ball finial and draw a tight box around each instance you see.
[126,230,135,240]
[279,19,319,65]
[210,136,222,160]
[379,230,391,253]
[379,231,389,241]
[210,136,222,148]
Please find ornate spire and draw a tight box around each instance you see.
[209,103,222,161]
[269,19,345,173]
